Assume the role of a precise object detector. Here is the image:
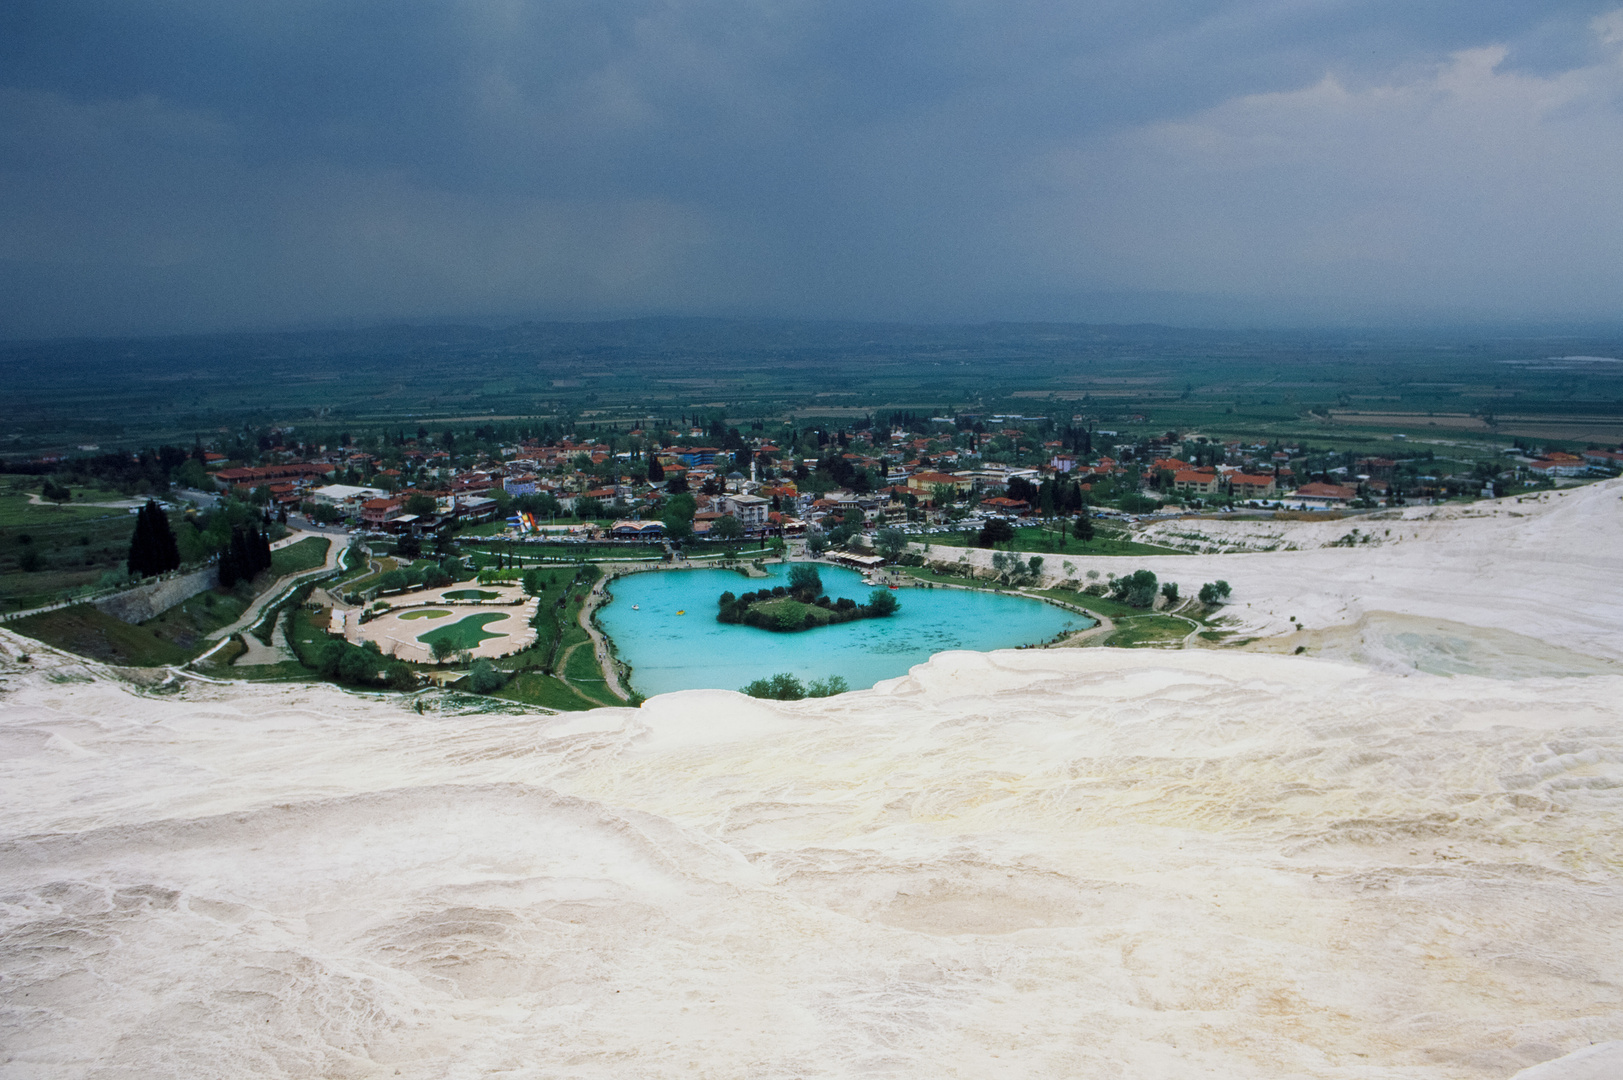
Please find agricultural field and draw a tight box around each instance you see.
[7,319,1620,461]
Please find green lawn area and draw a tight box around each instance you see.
[0,492,133,527]
[342,555,396,591]
[415,612,512,651]
[492,670,605,711]
[441,588,501,600]
[141,585,256,650]
[743,596,886,630]
[564,637,606,682]
[1104,615,1192,647]
[10,604,195,666]
[399,609,452,620]
[925,526,1183,557]
[1028,588,1157,620]
[269,536,330,577]
[0,489,153,611]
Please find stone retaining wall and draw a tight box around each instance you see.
[94,566,219,624]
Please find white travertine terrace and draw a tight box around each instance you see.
[1,480,1620,1078]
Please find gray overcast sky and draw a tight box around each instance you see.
[3,1,1622,338]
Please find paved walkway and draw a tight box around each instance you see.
[205,533,344,641]
[577,574,631,702]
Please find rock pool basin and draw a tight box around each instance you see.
[598,562,1092,696]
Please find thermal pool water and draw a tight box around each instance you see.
[596,562,1089,696]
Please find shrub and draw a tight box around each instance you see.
[742,672,807,700]
[466,659,507,693]
[1111,568,1159,608]
[807,675,848,697]
[977,519,1015,547]
[1161,582,1179,603]
[1198,580,1232,604]
[788,563,823,597]
[864,589,899,616]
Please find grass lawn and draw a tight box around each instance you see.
[1105,615,1192,647]
[399,609,452,620]
[564,638,606,682]
[925,526,1184,557]
[342,555,397,591]
[0,491,153,611]
[416,612,512,651]
[142,585,256,650]
[1028,588,1157,620]
[903,566,987,588]
[11,604,194,666]
[743,596,885,630]
[269,536,330,577]
[441,588,501,600]
[0,493,133,528]
[493,670,604,711]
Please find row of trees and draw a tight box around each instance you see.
[1104,570,1231,609]
[217,525,273,588]
[741,673,850,700]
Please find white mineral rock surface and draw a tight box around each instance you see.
[2,482,1622,1078]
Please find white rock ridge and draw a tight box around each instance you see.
[1,480,1621,1077]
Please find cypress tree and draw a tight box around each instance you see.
[150,501,180,573]
[127,504,153,577]
[647,454,664,483]
[126,499,179,577]
[229,528,251,584]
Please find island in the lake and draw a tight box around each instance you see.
[717,564,899,632]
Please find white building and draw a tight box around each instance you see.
[721,493,769,530]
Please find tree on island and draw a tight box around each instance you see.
[788,563,823,598]
[865,588,899,616]
[126,499,182,578]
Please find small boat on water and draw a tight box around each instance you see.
[676,610,685,615]
[632,604,639,610]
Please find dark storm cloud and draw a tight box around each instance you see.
[2,1,1621,336]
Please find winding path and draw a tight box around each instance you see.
[576,573,631,702]
[205,533,345,642]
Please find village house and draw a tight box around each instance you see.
[1172,470,1220,496]
[1228,473,1277,497]
[1290,481,1359,507]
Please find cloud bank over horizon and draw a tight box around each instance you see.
[3,1,1622,338]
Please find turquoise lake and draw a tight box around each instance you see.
[597,562,1092,697]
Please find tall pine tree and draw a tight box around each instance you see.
[126,500,180,577]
